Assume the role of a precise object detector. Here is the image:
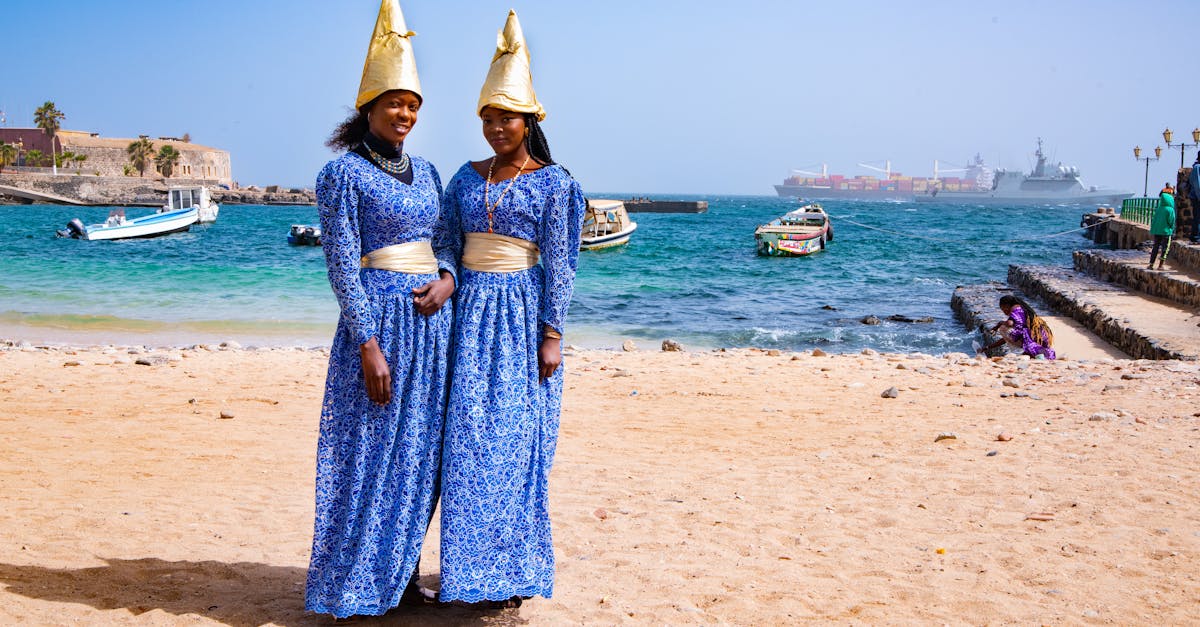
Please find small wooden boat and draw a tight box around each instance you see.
[288,224,322,246]
[580,199,637,250]
[754,203,833,256]
[58,207,199,240]
[166,185,220,223]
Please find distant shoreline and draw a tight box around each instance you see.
[0,171,315,206]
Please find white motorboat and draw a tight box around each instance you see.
[580,199,637,250]
[167,185,220,223]
[58,207,199,240]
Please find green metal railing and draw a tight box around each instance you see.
[1120,197,1159,227]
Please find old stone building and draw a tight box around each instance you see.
[0,128,232,186]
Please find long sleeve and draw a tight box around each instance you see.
[537,175,586,335]
[430,164,460,282]
[317,161,377,346]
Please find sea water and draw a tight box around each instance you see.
[0,198,1100,352]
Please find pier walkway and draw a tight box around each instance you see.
[0,184,83,205]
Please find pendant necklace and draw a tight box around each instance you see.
[484,153,531,233]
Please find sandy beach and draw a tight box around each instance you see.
[1,341,1198,625]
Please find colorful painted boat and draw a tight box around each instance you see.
[754,203,833,257]
[581,199,637,250]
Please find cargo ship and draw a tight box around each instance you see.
[776,140,1133,206]
[774,157,990,201]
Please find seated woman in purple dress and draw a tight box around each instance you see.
[981,295,1056,360]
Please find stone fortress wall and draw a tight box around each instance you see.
[0,128,232,186]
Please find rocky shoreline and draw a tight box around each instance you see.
[0,172,315,206]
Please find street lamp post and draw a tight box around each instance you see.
[1162,127,1200,169]
[1134,145,1162,197]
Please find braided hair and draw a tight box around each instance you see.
[523,113,569,175]
[999,295,1054,347]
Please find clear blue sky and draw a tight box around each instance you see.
[2,0,1196,194]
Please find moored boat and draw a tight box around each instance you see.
[754,203,833,256]
[58,207,199,240]
[288,224,322,246]
[166,185,220,223]
[581,199,637,250]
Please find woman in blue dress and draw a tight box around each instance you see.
[305,1,455,618]
[437,10,586,608]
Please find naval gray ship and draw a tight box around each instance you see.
[915,139,1133,205]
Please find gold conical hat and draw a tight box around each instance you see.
[477,10,545,121]
[355,0,421,109]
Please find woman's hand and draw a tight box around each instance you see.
[413,272,454,316]
[360,337,391,405]
[538,336,562,382]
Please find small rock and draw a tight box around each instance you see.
[1102,384,1125,393]
[820,304,838,310]
[861,348,878,356]
[134,356,169,366]
[986,450,998,456]
[1002,378,1021,388]
[218,411,234,419]
[622,339,637,352]
[1089,412,1117,422]
[766,349,782,357]
[593,508,608,520]
[1120,373,1149,380]
[661,339,683,352]
[861,315,882,325]
[934,432,957,442]
[811,348,828,357]
[63,361,81,367]
[881,386,899,398]
[220,340,242,350]
[1135,417,1147,425]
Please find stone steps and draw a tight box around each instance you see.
[1073,249,1200,310]
[1008,265,1200,360]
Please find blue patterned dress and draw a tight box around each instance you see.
[306,153,455,618]
[436,162,585,603]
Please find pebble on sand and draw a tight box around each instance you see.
[811,348,828,357]
[661,339,683,352]
[219,411,235,419]
[934,432,957,442]
[881,386,899,398]
[622,340,637,352]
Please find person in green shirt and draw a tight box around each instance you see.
[1149,183,1176,270]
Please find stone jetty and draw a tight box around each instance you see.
[953,222,1200,361]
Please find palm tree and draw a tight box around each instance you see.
[34,101,65,174]
[55,150,74,169]
[156,145,181,178]
[0,143,16,173]
[25,149,45,167]
[126,138,154,177]
[73,153,87,173]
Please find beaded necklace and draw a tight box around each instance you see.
[484,154,531,233]
[363,142,411,176]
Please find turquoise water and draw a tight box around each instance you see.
[0,198,1099,351]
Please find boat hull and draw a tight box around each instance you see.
[82,208,199,240]
[580,223,637,250]
[775,184,913,201]
[914,191,1134,206]
[755,230,826,256]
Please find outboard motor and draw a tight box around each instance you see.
[57,218,86,239]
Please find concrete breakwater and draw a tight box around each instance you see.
[0,172,315,206]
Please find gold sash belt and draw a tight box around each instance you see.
[360,240,439,274]
[462,232,540,273]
